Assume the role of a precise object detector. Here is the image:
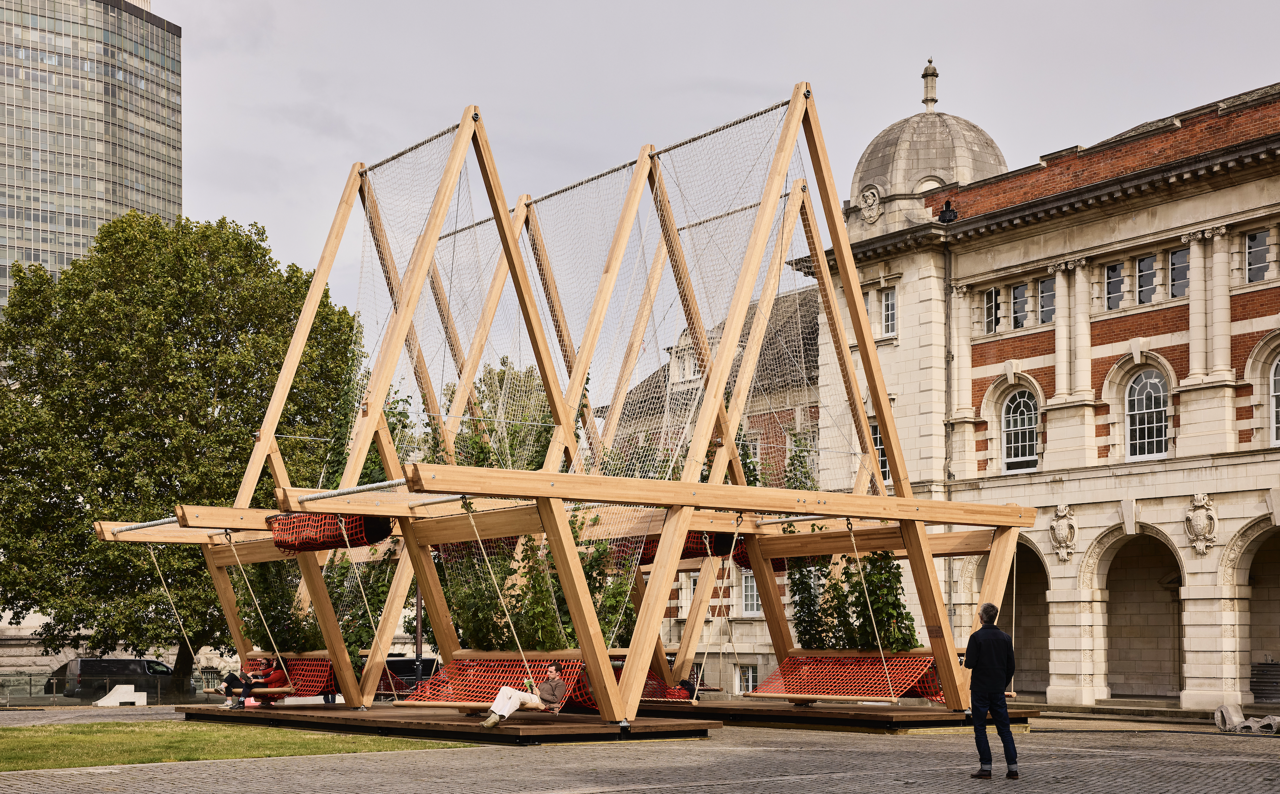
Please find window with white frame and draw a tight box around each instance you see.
[741,571,761,615]
[1127,370,1169,460]
[1003,390,1038,472]
[738,664,759,694]
[1137,255,1156,305]
[869,422,890,483]
[983,287,1000,334]
[1248,231,1271,284]
[1105,263,1123,310]
[1011,283,1029,329]
[881,288,897,336]
[1038,277,1055,323]
[1272,359,1280,446]
[1169,248,1190,298]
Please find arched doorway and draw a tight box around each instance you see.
[1249,531,1280,701]
[997,542,1050,698]
[1104,534,1182,699]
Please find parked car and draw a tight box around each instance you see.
[44,657,191,701]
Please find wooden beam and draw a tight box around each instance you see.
[296,552,363,706]
[203,546,253,660]
[402,466,1033,528]
[744,534,793,659]
[755,527,994,559]
[441,200,529,447]
[598,236,668,453]
[524,202,605,463]
[234,162,363,508]
[647,153,747,486]
[620,86,810,719]
[799,188,883,497]
[175,506,276,531]
[206,539,293,567]
[671,556,718,681]
[628,567,676,686]
[411,504,545,546]
[536,497,624,721]
[398,522,461,664]
[801,85,965,710]
[339,111,476,487]
[972,527,1020,634]
[360,173,457,463]
[470,111,579,467]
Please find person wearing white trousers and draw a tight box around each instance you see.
[481,662,566,727]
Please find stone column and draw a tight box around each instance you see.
[949,285,977,480]
[1209,227,1232,379]
[1072,259,1092,399]
[1180,584,1253,709]
[1184,231,1208,382]
[1121,256,1137,309]
[1051,263,1071,401]
[1045,588,1110,706]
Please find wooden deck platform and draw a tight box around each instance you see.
[177,703,720,745]
[635,699,1040,734]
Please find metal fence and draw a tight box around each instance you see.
[0,672,225,707]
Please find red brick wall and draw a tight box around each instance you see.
[924,98,1280,219]
[1092,306,1188,347]
[971,368,1054,416]
[1233,330,1271,376]
[1232,287,1280,322]
[972,330,1055,368]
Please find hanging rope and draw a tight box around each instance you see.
[225,532,295,691]
[337,515,397,700]
[145,544,199,667]
[1010,546,1017,693]
[462,497,534,683]
[847,517,895,700]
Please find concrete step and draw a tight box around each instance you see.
[1043,701,1214,721]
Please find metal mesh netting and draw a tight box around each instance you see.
[352,98,878,654]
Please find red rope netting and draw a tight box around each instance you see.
[267,513,394,553]
[404,660,690,710]
[750,656,945,703]
[244,658,337,699]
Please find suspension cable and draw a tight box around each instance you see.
[145,544,199,668]
[847,517,895,701]
[225,532,295,691]
[462,498,534,683]
[337,516,396,700]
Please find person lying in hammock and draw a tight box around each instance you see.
[480,662,566,728]
[218,657,289,710]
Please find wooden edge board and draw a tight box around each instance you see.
[743,692,900,704]
[756,527,994,559]
[245,650,330,659]
[403,465,1033,528]
[204,687,296,696]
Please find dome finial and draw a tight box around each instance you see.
[922,58,938,113]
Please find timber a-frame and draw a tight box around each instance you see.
[97,84,1033,721]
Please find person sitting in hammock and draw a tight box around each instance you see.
[218,657,289,710]
[480,662,566,728]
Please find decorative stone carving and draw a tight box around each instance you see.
[1218,518,1274,584]
[859,186,882,224]
[1185,493,1219,556]
[1078,526,1126,590]
[1049,504,1078,562]
[1181,230,1203,244]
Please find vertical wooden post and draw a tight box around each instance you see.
[203,550,253,661]
[628,567,676,686]
[296,553,363,705]
[801,85,967,709]
[743,536,794,659]
[972,526,1019,633]
[619,84,809,719]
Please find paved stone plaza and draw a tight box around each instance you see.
[0,708,1277,793]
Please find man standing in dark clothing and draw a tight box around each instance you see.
[965,602,1018,780]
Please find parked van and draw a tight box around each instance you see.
[44,658,188,701]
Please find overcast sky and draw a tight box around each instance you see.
[165,0,1275,312]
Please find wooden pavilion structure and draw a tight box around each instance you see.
[96,82,1034,726]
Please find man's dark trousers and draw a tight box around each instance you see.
[971,689,1017,767]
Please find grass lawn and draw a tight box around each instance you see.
[0,720,469,772]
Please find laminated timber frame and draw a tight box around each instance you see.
[95,83,1033,721]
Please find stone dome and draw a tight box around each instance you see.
[846,61,1007,238]
[850,111,1007,200]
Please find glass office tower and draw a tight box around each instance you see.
[0,0,180,305]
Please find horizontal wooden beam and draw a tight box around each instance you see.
[176,506,278,531]
[404,465,1033,528]
[244,650,330,659]
[206,539,294,567]
[755,527,995,560]
[94,521,267,545]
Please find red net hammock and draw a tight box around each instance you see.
[750,656,945,703]
[243,658,407,700]
[403,659,689,710]
[267,513,394,553]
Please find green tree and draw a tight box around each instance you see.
[782,430,827,649]
[0,212,361,686]
[846,550,919,652]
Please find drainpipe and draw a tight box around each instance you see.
[942,231,955,621]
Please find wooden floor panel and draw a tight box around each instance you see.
[177,703,719,745]
[636,699,1040,732]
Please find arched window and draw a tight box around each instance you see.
[1127,370,1168,460]
[1002,390,1038,472]
[1271,359,1280,445]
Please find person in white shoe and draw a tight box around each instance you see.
[480,662,566,728]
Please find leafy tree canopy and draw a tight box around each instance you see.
[0,211,361,683]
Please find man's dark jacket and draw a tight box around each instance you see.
[964,623,1015,692]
